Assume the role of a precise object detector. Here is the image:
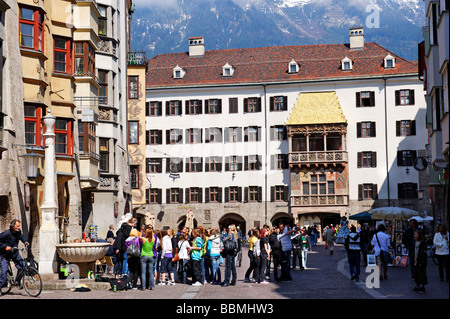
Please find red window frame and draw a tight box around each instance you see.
[54,37,72,74]
[19,6,44,52]
[54,119,73,156]
[24,105,43,147]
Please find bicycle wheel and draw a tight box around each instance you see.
[0,269,13,295]
[22,267,42,297]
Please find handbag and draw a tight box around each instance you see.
[376,233,393,265]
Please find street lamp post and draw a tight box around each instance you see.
[39,111,59,280]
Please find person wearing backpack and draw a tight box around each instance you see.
[244,229,260,283]
[221,224,238,287]
[113,218,137,277]
[345,225,361,282]
[124,228,141,289]
[269,226,295,282]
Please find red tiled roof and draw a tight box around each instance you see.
[145,42,418,89]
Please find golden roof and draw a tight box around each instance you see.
[286,92,347,126]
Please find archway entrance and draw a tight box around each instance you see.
[271,212,295,227]
[218,213,246,237]
[322,213,341,229]
[177,216,198,232]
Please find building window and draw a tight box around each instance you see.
[24,104,42,147]
[99,138,109,171]
[205,156,222,172]
[357,122,376,138]
[309,135,324,151]
[130,165,139,189]
[398,183,418,199]
[244,97,261,113]
[244,126,260,142]
[396,120,416,136]
[341,57,352,70]
[19,6,44,52]
[147,130,162,145]
[395,89,415,105]
[397,150,417,166]
[271,154,288,170]
[224,127,242,143]
[147,158,162,173]
[357,151,377,168]
[166,158,183,173]
[205,99,222,114]
[302,174,335,196]
[247,186,261,202]
[54,37,72,74]
[186,128,202,144]
[185,187,200,203]
[128,76,138,99]
[78,121,96,155]
[167,129,183,144]
[166,100,182,116]
[245,155,262,171]
[270,96,288,111]
[55,119,73,156]
[128,121,139,144]
[205,127,223,143]
[229,98,238,113]
[74,42,95,76]
[205,187,221,203]
[358,184,378,200]
[167,188,183,204]
[270,126,287,141]
[147,188,162,204]
[186,99,202,115]
[98,70,108,104]
[356,91,375,107]
[225,155,242,171]
[186,157,202,172]
[224,186,241,202]
[147,101,162,116]
[271,185,288,202]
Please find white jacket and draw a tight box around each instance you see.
[208,235,222,256]
[433,232,449,255]
[161,235,173,257]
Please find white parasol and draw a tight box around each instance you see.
[408,215,433,223]
[368,207,423,221]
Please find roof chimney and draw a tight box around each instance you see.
[349,27,364,50]
[189,36,205,57]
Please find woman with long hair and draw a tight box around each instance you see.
[159,228,176,285]
[187,228,204,286]
[139,228,158,290]
[244,229,260,282]
[411,229,428,293]
[221,224,238,287]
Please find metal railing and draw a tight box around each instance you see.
[127,52,147,66]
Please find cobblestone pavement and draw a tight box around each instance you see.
[1,243,448,301]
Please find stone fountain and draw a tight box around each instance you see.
[55,242,110,278]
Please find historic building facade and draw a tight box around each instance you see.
[143,29,431,236]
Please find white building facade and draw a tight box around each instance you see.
[141,30,431,235]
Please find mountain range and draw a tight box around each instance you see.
[130,0,425,61]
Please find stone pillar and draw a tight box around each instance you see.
[39,111,59,280]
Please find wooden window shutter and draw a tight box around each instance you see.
[358,184,363,201]
[205,188,210,203]
[372,152,377,168]
[224,187,229,203]
[166,158,171,173]
[356,123,361,138]
[398,183,404,199]
[166,101,170,115]
[257,98,262,112]
[243,98,248,113]
[257,186,263,202]
[166,130,170,144]
[224,127,229,143]
[244,156,248,171]
[237,187,242,202]
[224,156,229,171]
[229,98,238,113]
[270,97,274,111]
[395,90,400,106]
[409,90,415,105]
[270,186,275,202]
[356,92,361,107]
[146,131,149,145]
[237,156,243,171]
[204,100,209,114]
[157,189,162,204]
[218,99,222,113]
[166,189,171,204]
[370,122,376,137]
[357,152,362,168]
[185,188,190,203]
[372,184,378,200]
[198,188,203,203]
[204,157,210,172]
[411,120,416,136]
[283,186,289,202]
[178,188,183,203]
[370,91,375,106]
[284,96,288,111]
[244,187,248,203]
[185,101,190,115]
[185,158,190,172]
[396,121,401,136]
[217,187,222,203]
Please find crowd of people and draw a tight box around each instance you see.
[101,218,324,290]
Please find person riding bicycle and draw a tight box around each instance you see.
[0,219,29,289]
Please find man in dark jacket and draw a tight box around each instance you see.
[269,227,295,282]
[113,218,136,276]
[0,219,29,288]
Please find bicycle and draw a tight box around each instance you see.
[0,247,42,297]
[426,244,439,266]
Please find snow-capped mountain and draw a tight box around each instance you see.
[130,0,425,61]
